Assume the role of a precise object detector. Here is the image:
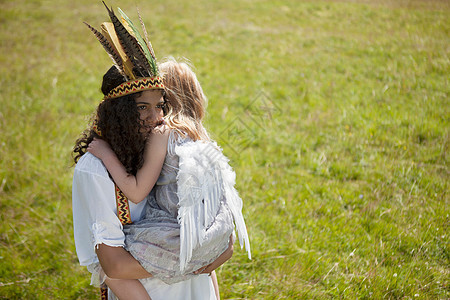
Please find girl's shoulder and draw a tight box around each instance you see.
[166,128,193,156]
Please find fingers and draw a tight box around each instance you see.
[87,138,103,154]
[194,266,207,274]
[152,123,168,134]
[194,263,212,275]
[202,265,214,274]
[87,139,96,151]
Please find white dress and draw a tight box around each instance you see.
[72,152,216,299]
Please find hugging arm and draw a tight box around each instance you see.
[97,244,152,300]
[104,277,151,300]
[96,244,152,279]
[97,242,229,299]
[88,127,169,204]
[195,235,234,275]
[96,240,232,278]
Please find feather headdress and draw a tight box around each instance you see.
[84,1,164,100]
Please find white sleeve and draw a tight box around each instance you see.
[72,156,125,266]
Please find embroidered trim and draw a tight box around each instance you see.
[100,287,108,300]
[99,185,131,298]
[105,77,164,100]
[115,185,132,225]
[92,117,102,136]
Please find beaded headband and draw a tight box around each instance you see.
[84,1,164,101]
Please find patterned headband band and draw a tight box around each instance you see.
[104,77,164,100]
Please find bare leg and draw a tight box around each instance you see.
[210,271,220,300]
[105,277,151,300]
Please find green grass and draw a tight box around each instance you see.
[0,0,448,298]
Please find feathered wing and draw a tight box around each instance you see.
[176,142,222,271]
[176,141,251,272]
[219,158,252,259]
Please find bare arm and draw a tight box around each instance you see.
[194,235,234,275]
[97,245,152,299]
[96,244,152,279]
[105,277,151,300]
[88,127,170,203]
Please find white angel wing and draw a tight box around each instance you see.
[176,141,222,271]
[218,158,251,260]
[176,140,251,272]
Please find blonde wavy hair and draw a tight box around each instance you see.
[159,58,209,141]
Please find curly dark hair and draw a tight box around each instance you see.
[73,66,151,175]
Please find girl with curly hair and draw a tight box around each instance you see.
[73,63,236,300]
[86,59,250,299]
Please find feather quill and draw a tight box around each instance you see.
[137,7,156,60]
[118,7,158,75]
[102,1,151,77]
[84,22,127,80]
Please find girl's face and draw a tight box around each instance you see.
[135,90,165,129]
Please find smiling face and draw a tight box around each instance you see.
[135,90,165,129]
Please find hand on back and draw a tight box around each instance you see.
[88,138,115,161]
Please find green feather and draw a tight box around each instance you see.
[118,7,158,76]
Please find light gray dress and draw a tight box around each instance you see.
[123,131,250,284]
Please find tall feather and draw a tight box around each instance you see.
[102,1,151,77]
[84,22,127,80]
[136,7,156,56]
[136,7,155,60]
[118,7,158,76]
[101,22,135,80]
[137,8,158,76]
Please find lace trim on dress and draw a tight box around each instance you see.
[87,262,106,287]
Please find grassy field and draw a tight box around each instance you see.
[0,0,448,298]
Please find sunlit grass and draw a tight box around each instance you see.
[0,0,448,298]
